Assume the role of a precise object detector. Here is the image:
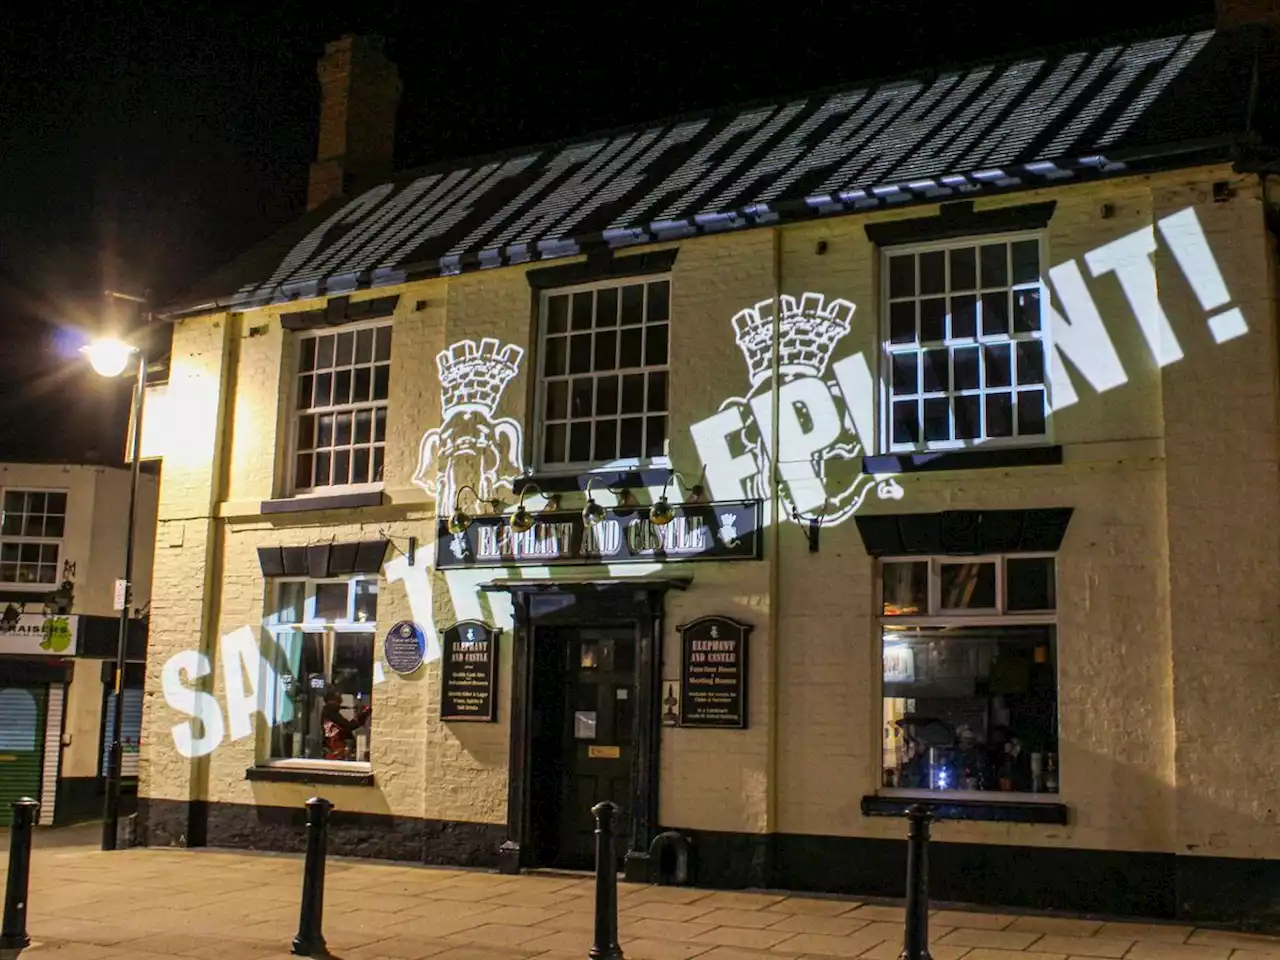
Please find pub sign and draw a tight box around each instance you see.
[678,616,751,729]
[440,620,499,722]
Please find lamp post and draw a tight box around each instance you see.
[83,290,150,851]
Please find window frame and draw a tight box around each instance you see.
[877,552,1060,802]
[260,575,378,771]
[533,275,673,475]
[878,230,1053,455]
[286,318,393,498]
[0,487,68,591]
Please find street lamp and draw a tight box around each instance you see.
[82,291,150,852]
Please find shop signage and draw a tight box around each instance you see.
[440,620,499,722]
[0,614,78,656]
[678,616,750,729]
[436,500,762,569]
[383,620,426,676]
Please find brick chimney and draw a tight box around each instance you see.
[307,35,402,211]
[1216,0,1280,30]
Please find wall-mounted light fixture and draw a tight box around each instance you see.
[449,484,500,534]
[510,483,560,533]
[793,505,828,553]
[650,470,706,527]
[582,477,609,528]
[0,603,21,630]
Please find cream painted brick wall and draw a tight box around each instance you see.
[140,162,1280,864]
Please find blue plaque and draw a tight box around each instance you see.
[384,620,426,675]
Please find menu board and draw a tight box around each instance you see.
[678,617,750,729]
[441,620,499,721]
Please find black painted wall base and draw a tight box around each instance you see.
[133,797,1280,933]
[53,777,102,826]
[136,797,505,867]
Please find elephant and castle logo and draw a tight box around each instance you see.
[413,293,901,531]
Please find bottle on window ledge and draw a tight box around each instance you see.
[1044,752,1059,792]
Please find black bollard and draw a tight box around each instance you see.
[0,798,40,956]
[292,797,333,957]
[899,804,933,960]
[589,801,624,960]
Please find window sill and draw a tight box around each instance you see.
[863,445,1062,475]
[246,762,374,786]
[861,792,1068,824]
[260,490,386,515]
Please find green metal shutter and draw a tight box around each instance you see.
[101,689,144,779]
[0,686,47,825]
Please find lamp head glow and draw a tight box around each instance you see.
[448,509,472,534]
[84,338,136,378]
[510,483,552,533]
[582,477,607,529]
[649,498,675,526]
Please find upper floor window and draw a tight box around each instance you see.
[883,235,1049,453]
[293,324,392,493]
[536,278,670,470]
[0,490,66,588]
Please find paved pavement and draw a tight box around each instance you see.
[7,836,1280,960]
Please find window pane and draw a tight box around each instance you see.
[981,292,1009,337]
[949,247,976,291]
[888,255,915,298]
[299,337,316,373]
[882,625,1057,793]
[984,344,1011,389]
[951,294,977,339]
[317,414,334,449]
[374,409,387,443]
[569,334,591,375]
[335,332,354,366]
[1011,239,1040,284]
[648,281,670,322]
[43,516,65,538]
[882,561,927,616]
[596,288,618,327]
[571,379,593,418]
[1016,341,1045,386]
[980,244,1008,287]
[543,336,567,376]
[923,397,950,442]
[620,327,642,368]
[644,324,668,366]
[939,561,997,609]
[648,371,668,412]
[953,347,979,391]
[294,453,313,491]
[620,417,643,457]
[594,330,617,371]
[595,377,619,416]
[333,449,351,485]
[923,349,949,393]
[372,447,384,482]
[892,401,919,445]
[593,420,617,461]
[621,374,644,414]
[314,451,332,487]
[352,448,371,484]
[1007,557,1055,610]
[955,395,981,440]
[314,372,333,407]
[891,354,918,395]
[46,492,66,515]
[1013,288,1041,333]
[920,298,946,343]
[373,365,390,401]
[352,366,372,402]
[355,328,374,364]
[315,336,335,370]
[276,581,305,624]
[889,302,916,344]
[986,392,1013,438]
[620,285,644,325]
[353,410,372,445]
[334,413,352,447]
[354,579,378,623]
[270,629,374,762]
[571,292,594,330]
[375,327,392,362]
[571,420,593,461]
[314,583,348,621]
[1017,389,1047,436]
[297,374,314,410]
[920,250,945,295]
[547,295,569,334]
[544,423,566,463]
[645,415,667,459]
[545,381,568,420]
[0,513,19,536]
[333,369,352,405]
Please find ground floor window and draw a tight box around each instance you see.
[264,576,376,763]
[880,555,1058,795]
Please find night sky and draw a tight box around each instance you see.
[0,0,1215,464]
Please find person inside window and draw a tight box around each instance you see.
[321,690,371,761]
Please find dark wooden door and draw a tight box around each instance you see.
[556,626,636,870]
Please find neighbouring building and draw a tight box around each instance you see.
[135,13,1280,930]
[0,461,158,826]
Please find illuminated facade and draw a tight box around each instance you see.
[136,26,1280,927]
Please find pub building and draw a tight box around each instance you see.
[136,11,1280,929]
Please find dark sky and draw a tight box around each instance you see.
[0,0,1216,463]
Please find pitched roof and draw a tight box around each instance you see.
[168,24,1275,317]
